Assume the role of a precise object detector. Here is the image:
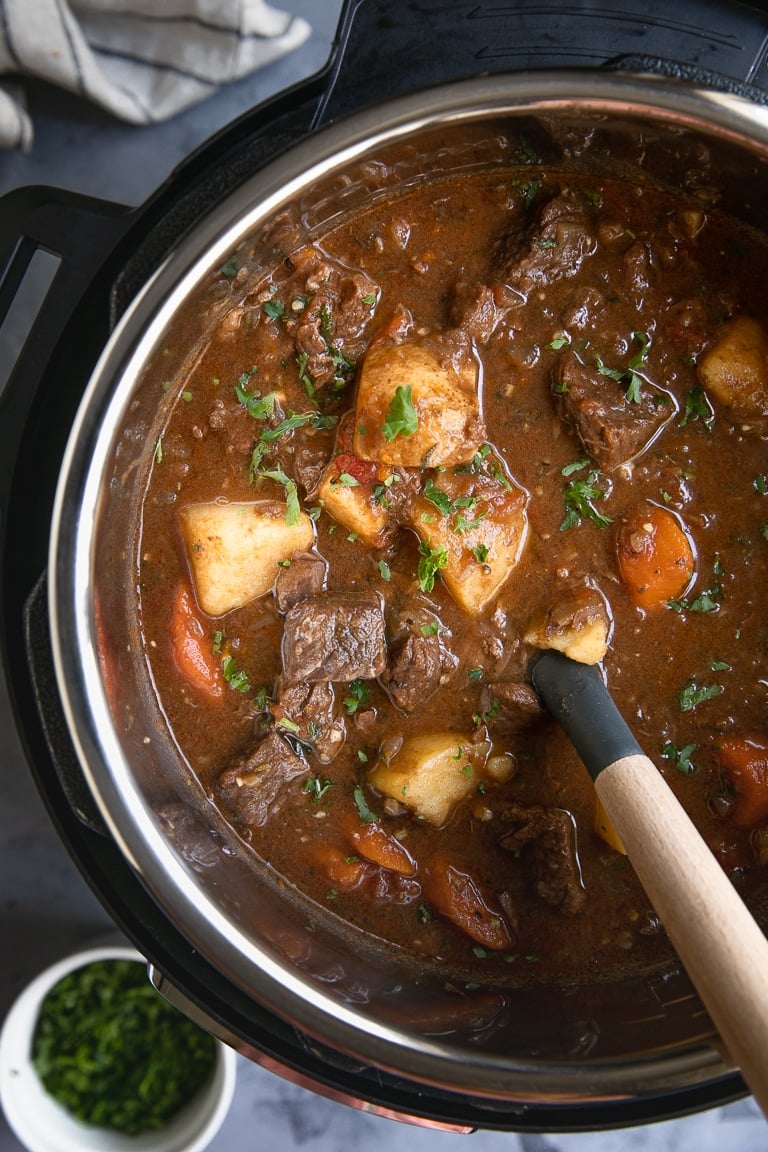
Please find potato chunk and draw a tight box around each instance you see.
[317,469,391,547]
[180,500,314,617]
[369,733,489,826]
[697,314,768,422]
[353,340,485,467]
[316,412,392,546]
[524,586,610,665]
[408,450,528,614]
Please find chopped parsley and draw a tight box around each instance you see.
[679,679,723,712]
[560,462,612,530]
[377,559,392,580]
[679,385,714,429]
[668,556,723,614]
[417,539,448,592]
[262,298,285,321]
[222,655,250,693]
[353,784,377,824]
[420,621,440,636]
[471,543,490,563]
[343,679,370,714]
[258,467,301,526]
[595,330,650,404]
[382,385,418,441]
[661,741,698,775]
[303,777,333,804]
[422,480,487,534]
[220,257,238,277]
[30,960,216,1135]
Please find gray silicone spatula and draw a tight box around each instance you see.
[530,648,768,1116]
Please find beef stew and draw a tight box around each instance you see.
[136,150,768,989]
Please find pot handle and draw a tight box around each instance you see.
[314,0,768,127]
[20,572,112,837]
[0,186,131,458]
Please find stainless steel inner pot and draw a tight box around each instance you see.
[48,71,768,1107]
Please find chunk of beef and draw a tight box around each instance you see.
[499,803,585,915]
[380,608,454,713]
[215,730,308,829]
[554,351,669,470]
[270,680,346,763]
[282,593,387,682]
[287,250,379,388]
[483,680,546,737]
[273,552,328,613]
[495,190,597,292]
[448,282,506,344]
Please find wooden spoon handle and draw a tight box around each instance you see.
[597,753,768,1115]
[530,650,768,1115]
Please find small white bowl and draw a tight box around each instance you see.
[0,942,237,1152]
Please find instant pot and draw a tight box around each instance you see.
[3,0,768,1133]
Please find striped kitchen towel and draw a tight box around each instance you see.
[0,0,311,149]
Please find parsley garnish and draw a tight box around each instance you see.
[382,385,418,441]
[661,741,698,775]
[30,960,216,1135]
[679,679,723,712]
[560,462,612,530]
[679,385,714,429]
[417,539,448,592]
[343,679,370,714]
[596,330,650,404]
[263,299,285,321]
[423,479,454,516]
[258,467,301,526]
[296,351,314,397]
[471,543,490,563]
[668,556,723,614]
[303,777,333,804]
[353,784,377,824]
[222,655,251,693]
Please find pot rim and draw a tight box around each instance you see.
[47,69,768,1104]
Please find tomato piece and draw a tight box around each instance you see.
[423,853,512,950]
[715,737,768,828]
[616,502,695,611]
[169,584,224,699]
[331,451,379,486]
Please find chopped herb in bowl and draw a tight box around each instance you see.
[31,959,217,1136]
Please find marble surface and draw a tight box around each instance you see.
[0,1,766,1148]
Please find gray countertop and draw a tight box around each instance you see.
[0,2,765,1148]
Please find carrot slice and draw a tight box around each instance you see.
[170,584,224,699]
[423,853,512,950]
[310,843,371,891]
[715,737,768,828]
[341,813,417,877]
[616,503,695,611]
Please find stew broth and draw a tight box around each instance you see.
[138,163,768,986]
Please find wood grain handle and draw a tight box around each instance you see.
[597,753,768,1116]
[529,649,768,1114]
